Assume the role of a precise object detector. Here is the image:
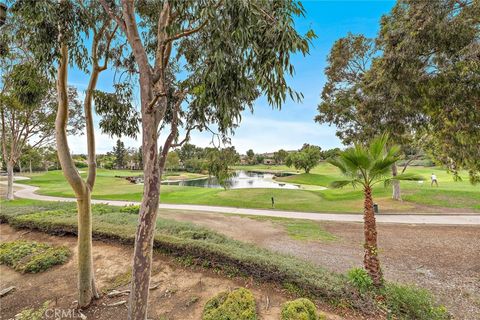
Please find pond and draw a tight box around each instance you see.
[162,170,300,189]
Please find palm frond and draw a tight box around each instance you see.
[342,147,369,171]
[383,173,424,187]
[327,157,348,175]
[370,158,398,179]
[369,134,388,160]
[330,180,353,189]
[385,144,401,160]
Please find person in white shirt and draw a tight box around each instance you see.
[431,173,438,187]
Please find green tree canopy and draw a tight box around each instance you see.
[285,145,321,173]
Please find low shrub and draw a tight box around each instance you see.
[0,240,70,273]
[202,288,257,320]
[281,298,325,320]
[119,205,140,214]
[15,301,50,320]
[346,267,373,293]
[383,283,450,320]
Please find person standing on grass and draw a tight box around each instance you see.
[271,197,275,208]
[431,173,438,187]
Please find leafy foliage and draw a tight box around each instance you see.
[317,0,480,183]
[281,298,325,320]
[328,135,423,189]
[383,283,450,320]
[347,268,373,293]
[112,139,127,169]
[119,205,140,215]
[14,301,51,320]
[286,145,322,173]
[93,84,140,139]
[202,288,257,320]
[205,147,240,189]
[0,240,71,273]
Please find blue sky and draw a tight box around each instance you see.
[68,0,396,154]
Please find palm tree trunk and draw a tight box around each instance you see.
[363,186,383,287]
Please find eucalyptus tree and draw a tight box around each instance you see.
[206,146,240,189]
[0,44,83,200]
[315,33,425,200]
[99,1,314,318]
[328,135,421,287]
[10,0,120,307]
[377,0,480,183]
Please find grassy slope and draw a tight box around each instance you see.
[15,165,480,212]
[0,199,449,320]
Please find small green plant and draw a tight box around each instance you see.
[347,267,373,293]
[281,298,325,320]
[119,205,140,214]
[102,269,132,293]
[186,295,200,307]
[15,301,50,320]
[202,287,257,320]
[0,240,70,273]
[383,283,450,320]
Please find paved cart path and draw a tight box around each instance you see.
[2,178,479,225]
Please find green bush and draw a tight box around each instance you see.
[74,161,88,168]
[202,288,257,320]
[346,267,373,293]
[0,240,70,273]
[119,205,140,214]
[383,283,450,320]
[281,298,325,320]
[15,301,50,320]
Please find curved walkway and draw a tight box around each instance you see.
[2,179,479,226]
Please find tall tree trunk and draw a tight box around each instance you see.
[363,186,383,287]
[391,164,401,200]
[76,191,98,306]
[29,159,32,174]
[128,112,161,320]
[6,161,14,200]
[55,41,98,308]
[18,161,23,173]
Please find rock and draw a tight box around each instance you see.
[0,286,15,297]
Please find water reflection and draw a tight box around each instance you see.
[162,170,300,189]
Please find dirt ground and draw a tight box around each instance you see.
[164,211,480,320]
[0,224,364,320]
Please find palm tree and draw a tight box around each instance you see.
[328,134,422,287]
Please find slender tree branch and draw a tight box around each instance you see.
[164,19,208,43]
[98,0,127,34]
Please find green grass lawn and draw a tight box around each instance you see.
[14,164,480,213]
